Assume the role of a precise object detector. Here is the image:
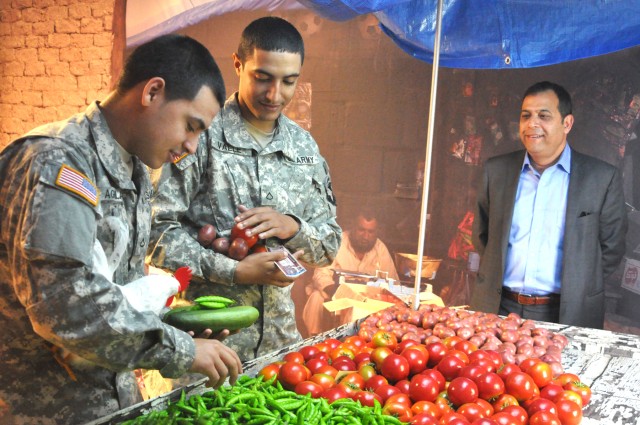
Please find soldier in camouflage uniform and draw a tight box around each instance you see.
[0,35,242,424]
[148,17,342,361]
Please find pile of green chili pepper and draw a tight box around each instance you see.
[120,375,406,425]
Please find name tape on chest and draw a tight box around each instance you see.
[55,164,99,206]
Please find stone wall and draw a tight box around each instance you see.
[0,0,124,148]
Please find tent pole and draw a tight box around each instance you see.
[413,0,444,311]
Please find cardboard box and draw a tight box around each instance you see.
[322,283,401,323]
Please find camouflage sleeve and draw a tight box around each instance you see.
[8,149,195,378]
[284,155,342,267]
[148,139,238,285]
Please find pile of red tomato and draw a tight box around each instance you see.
[259,322,590,424]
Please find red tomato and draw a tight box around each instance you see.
[381,353,411,382]
[496,363,521,382]
[411,400,441,418]
[321,386,349,403]
[364,374,389,391]
[409,373,440,403]
[372,330,398,351]
[230,223,258,248]
[491,394,519,413]
[555,399,582,425]
[316,364,339,378]
[435,391,455,416]
[447,349,470,365]
[490,411,517,425]
[426,341,448,367]
[470,419,499,425]
[383,402,413,422]
[526,361,553,388]
[371,346,394,369]
[358,364,377,381]
[437,354,466,381]
[563,380,592,406]
[385,392,412,407]
[457,402,486,422]
[310,373,335,391]
[396,339,420,354]
[409,412,439,425]
[501,405,528,425]
[330,345,355,361]
[468,350,500,372]
[526,397,557,417]
[447,377,479,406]
[312,351,330,363]
[539,383,564,402]
[455,340,478,355]
[528,411,561,425]
[279,362,311,390]
[298,345,320,361]
[338,371,365,390]
[294,380,323,398]
[343,335,367,351]
[324,338,342,350]
[375,383,402,403]
[395,379,411,394]
[504,372,537,402]
[443,336,464,350]
[305,357,329,374]
[518,358,540,374]
[332,356,356,371]
[439,411,470,424]
[552,373,580,387]
[353,352,371,366]
[475,372,506,401]
[421,368,446,392]
[354,390,383,407]
[460,364,490,381]
[402,346,429,375]
[258,363,280,382]
[314,342,330,353]
[283,351,305,364]
[554,390,583,408]
[475,398,495,418]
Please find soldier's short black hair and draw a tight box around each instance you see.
[523,81,572,119]
[237,16,305,65]
[117,34,225,107]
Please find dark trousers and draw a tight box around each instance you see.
[498,296,560,323]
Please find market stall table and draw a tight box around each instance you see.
[88,320,640,425]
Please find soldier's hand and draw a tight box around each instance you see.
[189,339,242,389]
[188,328,231,340]
[234,205,299,241]
[234,250,296,287]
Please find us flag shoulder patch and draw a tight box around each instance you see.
[55,164,99,206]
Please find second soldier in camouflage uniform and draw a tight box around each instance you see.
[148,17,341,361]
[0,35,241,424]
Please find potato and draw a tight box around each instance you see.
[197,224,217,247]
[228,238,249,260]
[211,237,230,255]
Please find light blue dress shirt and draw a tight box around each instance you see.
[503,145,571,295]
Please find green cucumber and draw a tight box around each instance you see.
[198,301,227,310]
[163,305,260,334]
[194,295,236,305]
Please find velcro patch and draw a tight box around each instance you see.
[173,152,189,164]
[55,164,99,206]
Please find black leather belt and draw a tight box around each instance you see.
[502,287,560,305]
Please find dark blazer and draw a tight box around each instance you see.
[471,148,627,328]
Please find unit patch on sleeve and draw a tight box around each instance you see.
[55,164,99,206]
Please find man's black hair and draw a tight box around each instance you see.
[237,17,305,65]
[118,34,225,106]
[523,81,572,118]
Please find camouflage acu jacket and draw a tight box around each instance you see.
[0,103,195,424]
[148,94,341,360]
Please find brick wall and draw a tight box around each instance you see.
[0,0,124,149]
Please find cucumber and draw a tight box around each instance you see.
[163,305,260,334]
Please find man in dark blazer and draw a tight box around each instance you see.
[471,81,627,329]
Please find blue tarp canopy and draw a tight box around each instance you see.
[127,0,640,69]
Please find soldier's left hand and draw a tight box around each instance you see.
[234,205,299,240]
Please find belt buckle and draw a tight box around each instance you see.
[517,292,535,305]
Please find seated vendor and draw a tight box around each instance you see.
[303,209,399,335]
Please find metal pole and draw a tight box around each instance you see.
[413,0,444,310]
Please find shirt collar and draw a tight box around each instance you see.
[522,144,572,174]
